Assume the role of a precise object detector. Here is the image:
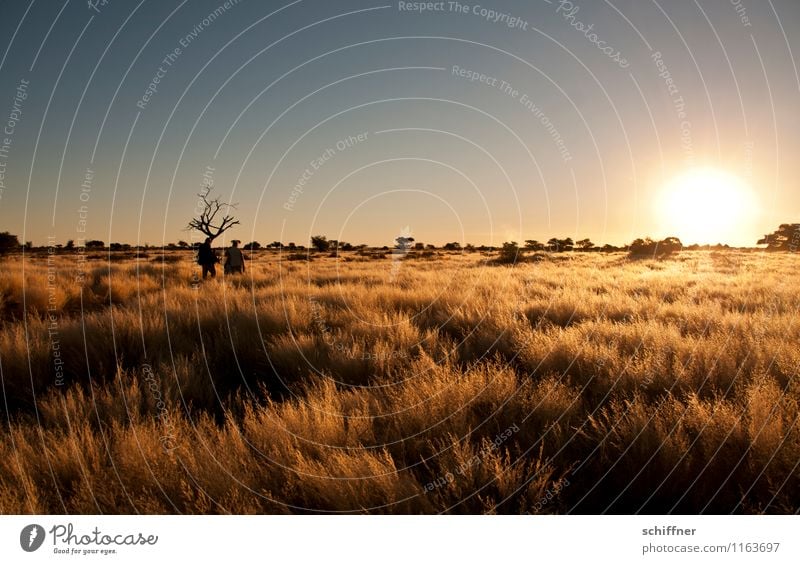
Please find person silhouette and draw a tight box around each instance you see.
[197,237,218,279]
[224,239,245,274]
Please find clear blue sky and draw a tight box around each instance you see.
[0,0,798,247]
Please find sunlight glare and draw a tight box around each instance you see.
[657,167,755,245]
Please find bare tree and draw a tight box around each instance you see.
[187,187,240,241]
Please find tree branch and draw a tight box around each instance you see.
[186,187,240,241]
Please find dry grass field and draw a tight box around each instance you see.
[0,249,798,514]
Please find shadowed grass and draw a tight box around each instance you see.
[1,250,798,513]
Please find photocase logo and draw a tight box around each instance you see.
[20,524,45,552]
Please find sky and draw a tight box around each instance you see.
[0,0,798,247]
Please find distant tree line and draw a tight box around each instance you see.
[2,223,796,255]
[496,236,685,263]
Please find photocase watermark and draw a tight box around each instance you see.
[87,0,111,13]
[730,0,752,28]
[452,65,572,163]
[20,522,159,555]
[191,165,216,245]
[75,168,93,234]
[399,1,626,68]
[652,51,694,167]
[307,295,409,361]
[450,2,529,30]
[3,78,28,136]
[526,476,571,514]
[74,238,88,285]
[360,349,408,361]
[142,363,178,452]
[74,167,93,285]
[398,2,529,30]
[789,224,800,253]
[422,423,520,493]
[283,132,369,212]
[188,164,217,288]
[136,48,181,110]
[46,523,158,556]
[136,0,242,110]
[0,77,29,202]
[554,0,629,69]
[178,0,243,49]
[46,236,65,387]
[200,164,215,191]
[308,295,355,358]
[20,524,46,552]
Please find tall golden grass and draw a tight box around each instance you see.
[0,250,798,513]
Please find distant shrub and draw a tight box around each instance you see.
[495,241,521,264]
[0,232,20,254]
[628,236,682,258]
[151,254,184,263]
[416,250,437,259]
[528,252,548,262]
[310,235,330,252]
[106,252,138,262]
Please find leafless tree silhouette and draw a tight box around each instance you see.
[187,187,240,242]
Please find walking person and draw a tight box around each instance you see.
[197,237,219,279]
[224,239,245,274]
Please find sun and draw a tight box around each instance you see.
[656,167,755,245]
